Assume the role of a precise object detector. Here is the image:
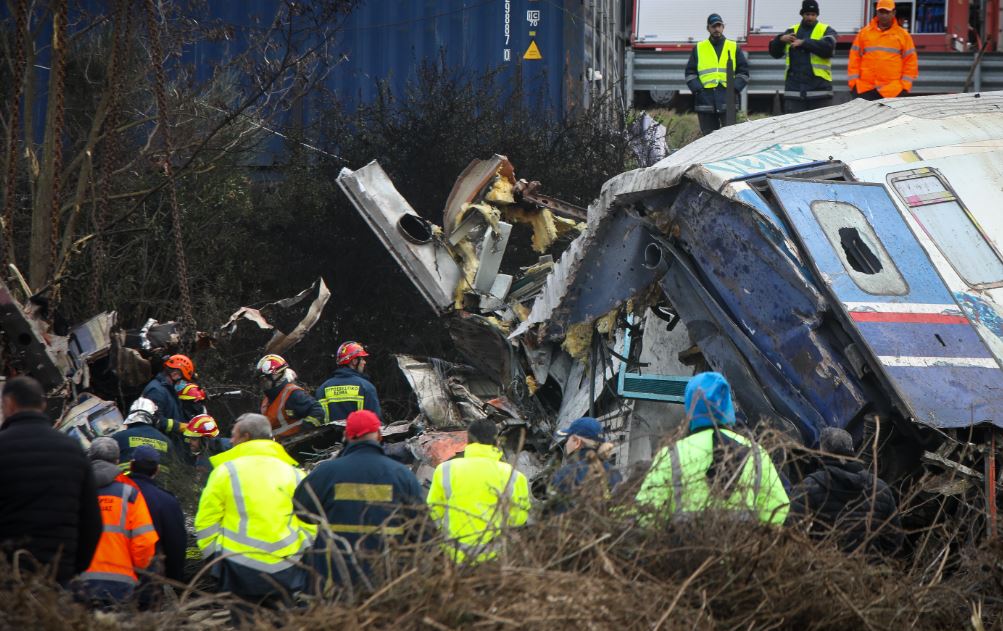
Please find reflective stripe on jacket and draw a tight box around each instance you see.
[848,17,918,97]
[426,443,530,564]
[81,476,158,585]
[785,22,832,82]
[261,383,311,438]
[696,38,737,88]
[635,428,789,525]
[194,440,316,575]
[316,366,382,423]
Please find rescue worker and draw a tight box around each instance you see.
[788,427,903,554]
[76,438,158,606]
[684,13,750,136]
[768,0,838,112]
[635,372,789,524]
[183,413,232,480]
[848,0,918,100]
[316,341,381,424]
[113,397,172,466]
[294,409,425,592]
[547,417,622,515]
[426,419,531,564]
[142,354,195,435]
[194,413,315,602]
[0,376,102,586]
[129,446,187,586]
[256,354,324,439]
[176,380,208,423]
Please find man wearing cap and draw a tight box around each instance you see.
[194,413,315,602]
[129,446,186,585]
[788,427,902,554]
[848,0,918,100]
[635,372,789,525]
[768,0,838,112]
[113,397,173,467]
[0,376,102,586]
[427,418,531,564]
[293,410,424,592]
[77,437,159,606]
[547,417,622,515]
[685,13,750,136]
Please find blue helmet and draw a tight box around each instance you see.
[685,372,736,432]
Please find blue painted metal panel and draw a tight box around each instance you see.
[769,177,1003,428]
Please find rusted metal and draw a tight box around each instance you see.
[514,180,588,222]
[144,0,196,343]
[2,0,29,270]
[47,0,69,305]
[987,430,998,540]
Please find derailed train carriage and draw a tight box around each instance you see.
[340,92,1003,520]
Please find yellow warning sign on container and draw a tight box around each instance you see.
[523,40,542,60]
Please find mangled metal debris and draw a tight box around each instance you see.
[220,277,331,354]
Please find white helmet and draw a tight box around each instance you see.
[124,397,158,425]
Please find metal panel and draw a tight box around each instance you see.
[769,177,1003,428]
[634,0,748,44]
[630,51,1003,96]
[751,0,865,34]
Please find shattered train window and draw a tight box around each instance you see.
[889,168,1003,289]
[810,200,908,295]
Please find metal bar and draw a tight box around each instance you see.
[987,430,998,540]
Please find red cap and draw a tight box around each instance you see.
[345,410,381,439]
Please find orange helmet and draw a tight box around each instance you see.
[336,341,368,365]
[184,414,219,438]
[164,354,195,381]
[177,382,206,402]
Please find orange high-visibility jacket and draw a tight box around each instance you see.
[848,18,918,98]
[81,474,158,586]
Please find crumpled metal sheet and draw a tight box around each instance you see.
[443,155,515,236]
[0,279,64,390]
[220,278,330,355]
[395,354,464,429]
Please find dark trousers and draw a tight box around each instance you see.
[697,112,726,136]
[783,96,833,113]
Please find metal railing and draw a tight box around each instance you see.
[626,49,1003,104]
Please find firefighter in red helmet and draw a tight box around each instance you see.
[256,354,324,439]
[141,354,196,435]
[315,341,382,424]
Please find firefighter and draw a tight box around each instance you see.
[848,0,918,100]
[316,341,382,423]
[141,354,196,435]
[256,354,324,439]
[183,413,231,480]
[194,413,315,602]
[634,372,789,525]
[684,13,750,136]
[76,438,158,606]
[294,409,424,591]
[426,419,531,564]
[112,397,172,466]
[768,0,838,112]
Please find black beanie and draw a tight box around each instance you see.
[801,0,820,14]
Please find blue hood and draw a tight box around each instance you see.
[685,372,736,432]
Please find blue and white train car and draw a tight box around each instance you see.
[518,92,1003,478]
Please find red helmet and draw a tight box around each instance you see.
[256,354,289,378]
[164,354,195,381]
[177,382,207,402]
[184,414,219,438]
[336,341,369,365]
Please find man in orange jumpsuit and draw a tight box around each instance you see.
[848,0,918,100]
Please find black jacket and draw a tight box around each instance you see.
[0,411,102,584]
[768,21,838,98]
[789,456,902,554]
[685,37,750,114]
[130,473,187,582]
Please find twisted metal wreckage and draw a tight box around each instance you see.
[339,91,1003,521]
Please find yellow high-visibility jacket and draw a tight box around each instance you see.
[635,428,789,525]
[195,439,316,575]
[426,443,530,564]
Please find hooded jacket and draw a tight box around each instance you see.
[0,411,103,584]
[789,456,902,554]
